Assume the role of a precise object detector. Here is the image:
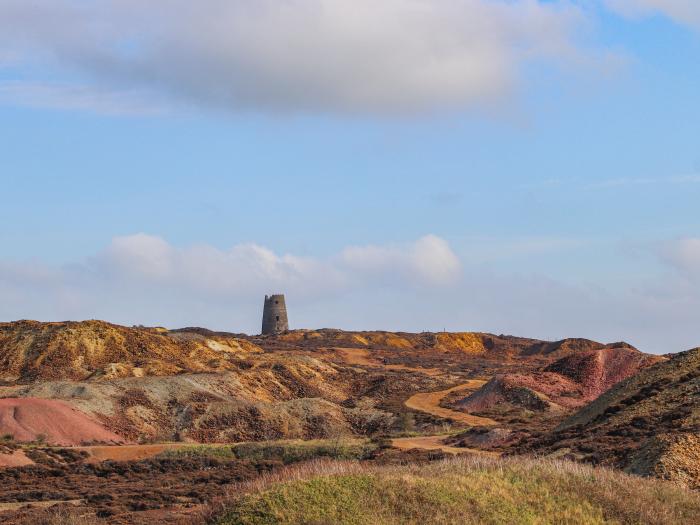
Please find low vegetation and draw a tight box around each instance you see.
[160,438,377,464]
[210,456,700,525]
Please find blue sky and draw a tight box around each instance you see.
[1,1,699,353]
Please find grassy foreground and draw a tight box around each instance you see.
[211,456,700,525]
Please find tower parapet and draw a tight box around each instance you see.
[261,294,289,335]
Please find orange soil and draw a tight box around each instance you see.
[76,443,192,463]
[337,348,442,376]
[339,347,497,453]
[404,381,497,426]
[76,442,236,463]
[0,398,124,446]
[0,450,33,468]
[391,435,500,457]
[0,349,495,463]
[0,500,82,513]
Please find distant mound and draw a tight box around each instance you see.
[458,346,660,413]
[0,398,123,446]
[0,320,262,382]
[519,347,700,488]
[519,339,635,358]
[254,329,624,360]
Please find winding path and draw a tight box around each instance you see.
[404,381,497,426]
[337,347,496,426]
[337,346,499,455]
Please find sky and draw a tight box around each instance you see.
[0,1,699,353]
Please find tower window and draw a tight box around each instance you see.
[276,316,280,321]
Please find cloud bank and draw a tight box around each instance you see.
[659,237,700,279]
[2,233,700,354]
[0,1,697,115]
[606,1,700,28]
[0,0,588,115]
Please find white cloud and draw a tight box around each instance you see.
[606,1,700,28]
[658,238,700,278]
[340,235,461,285]
[0,233,464,332]
[0,0,591,115]
[3,233,700,353]
[94,233,460,296]
[95,234,347,295]
[411,235,462,284]
[101,234,176,279]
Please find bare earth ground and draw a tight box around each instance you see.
[403,381,496,427]
[0,450,33,468]
[0,344,501,522]
[0,398,123,445]
[338,347,442,376]
[0,323,686,523]
[0,500,82,513]
[76,443,220,463]
[391,435,500,456]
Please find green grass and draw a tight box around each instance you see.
[160,438,376,464]
[160,444,239,460]
[212,456,700,525]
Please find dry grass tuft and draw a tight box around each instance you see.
[206,455,700,524]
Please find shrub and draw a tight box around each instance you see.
[230,439,375,464]
[160,438,376,464]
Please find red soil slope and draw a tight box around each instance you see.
[459,347,663,412]
[543,346,663,401]
[0,398,124,446]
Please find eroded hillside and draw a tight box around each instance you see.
[0,321,667,455]
[458,346,663,414]
[518,347,700,488]
[0,320,689,524]
[0,320,261,381]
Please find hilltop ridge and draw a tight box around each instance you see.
[0,320,261,382]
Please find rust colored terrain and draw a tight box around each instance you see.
[519,347,700,489]
[0,398,123,446]
[458,346,663,414]
[404,381,495,426]
[0,320,260,382]
[0,320,690,523]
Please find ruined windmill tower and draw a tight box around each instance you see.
[261,294,289,335]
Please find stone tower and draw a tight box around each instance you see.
[261,294,289,335]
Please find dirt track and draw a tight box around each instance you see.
[404,381,497,426]
[392,435,500,457]
[338,347,498,456]
[338,348,496,427]
[76,442,238,463]
[77,443,189,463]
[337,348,442,376]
